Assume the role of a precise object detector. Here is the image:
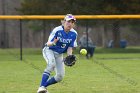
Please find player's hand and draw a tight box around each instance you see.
[47,37,59,46]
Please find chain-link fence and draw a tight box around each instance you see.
[0,19,140,48]
[0,18,140,61]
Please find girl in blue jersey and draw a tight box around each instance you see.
[37,14,77,93]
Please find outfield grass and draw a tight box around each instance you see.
[0,48,140,93]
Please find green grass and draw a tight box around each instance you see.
[0,48,140,93]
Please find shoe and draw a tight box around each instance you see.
[46,90,49,93]
[37,86,47,93]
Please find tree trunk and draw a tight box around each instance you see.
[42,20,46,46]
[1,0,9,48]
[112,21,120,48]
[102,23,108,48]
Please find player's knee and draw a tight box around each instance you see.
[55,73,65,82]
[44,59,56,73]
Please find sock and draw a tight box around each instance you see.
[40,72,50,87]
[45,77,57,87]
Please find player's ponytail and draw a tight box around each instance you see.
[61,20,65,26]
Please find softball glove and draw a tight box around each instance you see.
[64,55,76,67]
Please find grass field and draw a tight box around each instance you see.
[0,48,140,93]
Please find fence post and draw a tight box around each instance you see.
[86,20,89,49]
[19,19,22,61]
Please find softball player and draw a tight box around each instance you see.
[37,14,78,93]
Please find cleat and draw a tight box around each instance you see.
[46,89,49,93]
[37,86,47,93]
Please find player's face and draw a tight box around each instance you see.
[64,20,75,32]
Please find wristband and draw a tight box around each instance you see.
[52,42,56,46]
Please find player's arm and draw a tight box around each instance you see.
[47,37,59,47]
[67,47,73,55]
[46,28,59,47]
[67,31,78,55]
[67,34,77,55]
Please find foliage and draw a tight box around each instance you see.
[18,0,140,48]
[27,20,44,32]
[19,0,140,15]
[129,20,140,33]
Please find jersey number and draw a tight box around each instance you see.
[61,44,66,48]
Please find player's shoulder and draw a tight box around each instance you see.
[51,26,63,34]
[70,28,78,36]
[53,26,63,32]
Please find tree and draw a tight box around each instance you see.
[18,0,140,48]
[98,0,140,48]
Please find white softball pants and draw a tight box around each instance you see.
[42,47,65,82]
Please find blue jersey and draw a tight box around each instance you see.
[47,26,78,54]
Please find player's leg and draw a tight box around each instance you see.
[90,47,94,57]
[41,47,56,86]
[86,47,89,59]
[54,53,65,82]
[37,47,56,93]
[44,53,65,87]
